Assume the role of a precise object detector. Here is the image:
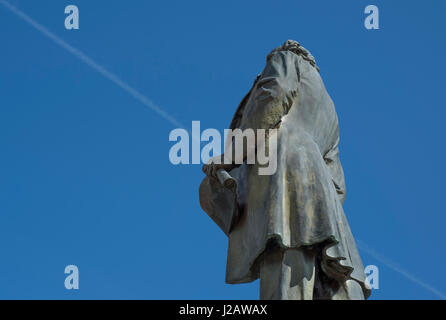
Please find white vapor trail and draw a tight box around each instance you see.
[357,240,446,299]
[0,0,184,129]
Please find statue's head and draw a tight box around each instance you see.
[268,40,319,73]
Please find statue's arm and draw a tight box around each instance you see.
[238,50,300,132]
[219,50,300,166]
[204,50,300,177]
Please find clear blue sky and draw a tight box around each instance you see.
[0,0,445,299]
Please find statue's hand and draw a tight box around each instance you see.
[203,155,236,178]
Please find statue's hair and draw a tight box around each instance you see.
[267,40,320,73]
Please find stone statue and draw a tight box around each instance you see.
[199,40,370,300]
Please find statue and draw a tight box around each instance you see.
[199,40,371,300]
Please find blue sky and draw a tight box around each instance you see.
[0,0,445,299]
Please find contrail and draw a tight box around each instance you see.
[2,0,444,300]
[357,240,446,299]
[0,0,184,129]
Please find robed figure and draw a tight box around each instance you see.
[199,40,371,300]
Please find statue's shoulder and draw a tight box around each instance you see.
[228,74,261,129]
